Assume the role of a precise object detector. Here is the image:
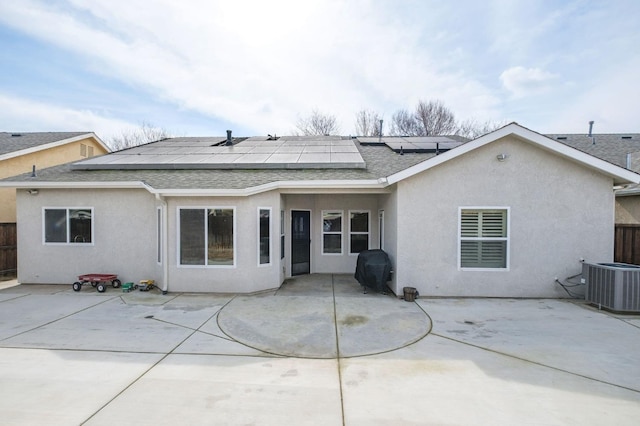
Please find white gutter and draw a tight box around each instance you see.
[0,181,149,189]
[615,185,640,197]
[0,179,389,197]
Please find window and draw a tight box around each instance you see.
[88,146,94,157]
[44,208,93,244]
[459,208,509,269]
[280,210,285,259]
[179,208,234,266]
[80,144,87,157]
[349,210,370,254]
[322,210,342,254]
[259,208,271,265]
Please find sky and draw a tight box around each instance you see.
[0,0,639,142]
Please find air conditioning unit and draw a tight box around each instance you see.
[582,262,640,313]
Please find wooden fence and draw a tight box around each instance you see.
[0,223,17,278]
[614,224,640,265]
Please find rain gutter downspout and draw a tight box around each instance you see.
[155,193,169,294]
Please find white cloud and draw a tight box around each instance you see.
[0,94,138,140]
[544,58,640,133]
[0,0,502,135]
[500,66,558,98]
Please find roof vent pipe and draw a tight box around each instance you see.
[226,130,233,146]
[31,165,36,177]
[588,121,594,137]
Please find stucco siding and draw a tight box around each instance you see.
[165,191,282,293]
[377,190,398,290]
[1,137,108,222]
[615,196,640,224]
[16,188,158,285]
[284,194,380,276]
[394,135,615,297]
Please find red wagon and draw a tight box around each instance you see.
[72,274,121,293]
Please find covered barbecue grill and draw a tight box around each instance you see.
[354,249,392,293]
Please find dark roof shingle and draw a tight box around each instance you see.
[0,132,90,156]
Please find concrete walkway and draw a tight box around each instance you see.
[0,274,639,425]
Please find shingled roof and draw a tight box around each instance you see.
[546,133,640,170]
[3,127,639,191]
[0,132,92,156]
[0,143,434,190]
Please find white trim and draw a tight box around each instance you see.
[348,210,371,255]
[176,206,236,268]
[0,181,152,189]
[0,133,110,162]
[387,123,640,186]
[257,207,272,267]
[156,207,162,265]
[457,206,510,271]
[42,206,95,246]
[321,210,343,255]
[0,179,388,197]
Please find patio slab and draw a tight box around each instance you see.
[0,275,639,425]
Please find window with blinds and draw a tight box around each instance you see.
[459,209,508,269]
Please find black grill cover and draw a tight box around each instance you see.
[354,249,392,292]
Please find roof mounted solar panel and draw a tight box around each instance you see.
[71,136,366,170]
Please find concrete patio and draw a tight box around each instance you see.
[0,274,639,425]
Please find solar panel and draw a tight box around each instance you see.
[72,136,366,170]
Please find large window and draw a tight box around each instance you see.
[322,210,342,254]
[459,208,509,269]
[179,208,235,266]
[259,208,271,265]
[349,210,370,254]
[44,208,93,244]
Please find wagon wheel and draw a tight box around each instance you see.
[112,279,121,288]
[91,282,97,287]
[97,283,106,293]
[72,282,82,292]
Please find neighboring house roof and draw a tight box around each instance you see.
[0,132,110,161]
[545,133,640,170]
[1,123,638,195]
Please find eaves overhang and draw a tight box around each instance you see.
[0,179,390,197]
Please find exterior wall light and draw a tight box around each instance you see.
[496,153,508,162]
[27,189,39,195]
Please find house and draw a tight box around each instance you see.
[0,132,110,223]
[1,123,638,297]
[0,132,110,278]
[545,132,640,264]
[545,132,640,225]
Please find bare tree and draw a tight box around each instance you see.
[107,121,171,151]
[456,119,507,139]
[295,109,340,136]
[389,109,421,136]
[415,100,457,135]
[354,109,383,136]
[390,100,457,136]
